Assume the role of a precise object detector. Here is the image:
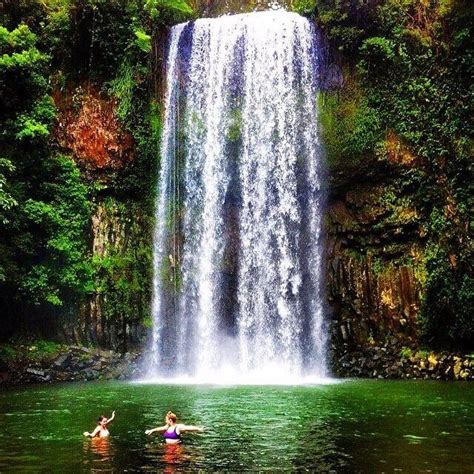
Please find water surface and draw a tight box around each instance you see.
[0,380,473,472]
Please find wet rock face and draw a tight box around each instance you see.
[79,199,149,349]
[0,345,145,386]
[54,86,134,174]
[327,248,421,346]
[331,341,474,380]
[325,135,426,351]
[50,82,150,353]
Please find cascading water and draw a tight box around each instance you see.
[147,10,327,384]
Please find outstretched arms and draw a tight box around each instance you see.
[145,424,168,436]
[177,424,204,433]
[145,422,205,436]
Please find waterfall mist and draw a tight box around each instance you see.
[147,10,327,384]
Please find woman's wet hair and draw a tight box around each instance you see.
[98,415,107,423]
[166,411,177,423]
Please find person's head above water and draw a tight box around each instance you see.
[98,415,108,426]
[165,411,177,425]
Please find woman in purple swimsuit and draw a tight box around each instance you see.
[145,411,204,444]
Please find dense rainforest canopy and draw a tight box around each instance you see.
[0,0,472,352]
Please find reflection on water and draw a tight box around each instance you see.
[84,437,114,460]
[0,381,473,472]
[83,437,116,471]
[143,440,206,472]
[162,443,183,472]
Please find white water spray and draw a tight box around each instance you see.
[147,10,327,384]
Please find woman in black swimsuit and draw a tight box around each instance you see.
[145,411,204,444]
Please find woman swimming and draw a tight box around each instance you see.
[83,411,115,438]
[145,411,203,444]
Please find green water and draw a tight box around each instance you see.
[0,380,473,472]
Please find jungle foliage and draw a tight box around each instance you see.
[0,20,91,333]
[316,0,473,348]
[0,0,194,343]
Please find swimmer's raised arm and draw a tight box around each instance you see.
[106,411,115,424]
[145,424,168,435]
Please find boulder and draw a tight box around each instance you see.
[428,354,438,368]
[453,361,462,378]
[26,368,45,377]
[460,370,470,380]
[84,369,99,380]
[54,354,71,370]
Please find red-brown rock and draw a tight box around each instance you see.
[54,85,134,173]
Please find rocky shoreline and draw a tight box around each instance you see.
[1,341,473,387]
[332,342,474,380]
[0,344,144,386]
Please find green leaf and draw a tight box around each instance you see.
[134,29,152,53]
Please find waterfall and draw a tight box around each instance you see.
[148,10,327,384]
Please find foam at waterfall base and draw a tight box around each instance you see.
[136,365,340,386]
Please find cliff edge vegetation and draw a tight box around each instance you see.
[310,0,473,366]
